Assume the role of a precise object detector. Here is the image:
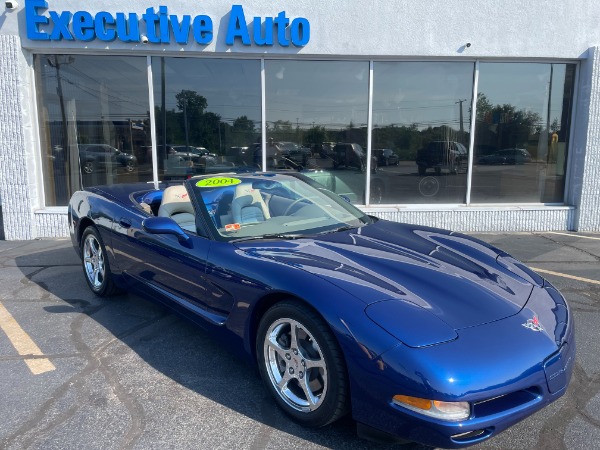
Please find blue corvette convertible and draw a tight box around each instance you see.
[68,172,574,448]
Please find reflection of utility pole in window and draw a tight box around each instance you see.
[183,97,190,149]
[455,99,467,143]
[47,56,78,200]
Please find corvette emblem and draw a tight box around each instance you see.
[523,315,544,332]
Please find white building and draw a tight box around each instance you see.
[1,0,599,240]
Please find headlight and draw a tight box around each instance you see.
[392,395,470,421]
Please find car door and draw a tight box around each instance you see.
[111,190,230,325]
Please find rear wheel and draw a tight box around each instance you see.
[257,301,348,427]
[81,227,118,296]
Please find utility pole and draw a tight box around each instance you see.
[456,99,466,141]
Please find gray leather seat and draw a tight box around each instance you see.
[157,185,196,232]
[231,184,270,224]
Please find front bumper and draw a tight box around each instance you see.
[349,285,575,448]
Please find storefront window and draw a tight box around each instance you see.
[151,57,261,180]
[34,55,151,206]
[33,54,576,209]
[372,62,474,203]
[265,60,370,204]
[471,63,576,203]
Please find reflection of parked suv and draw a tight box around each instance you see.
[78,144,137,174]
[374,148,399,166]
[277,142,311,166]
[332,143,378,173]
[416,141,467,175]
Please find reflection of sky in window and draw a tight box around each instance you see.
[265,60,369,129]
[372,62,474,130]
[478,63,567,126]
[41,56,570,132]
[41,55,149,121]
[153,58,262,125]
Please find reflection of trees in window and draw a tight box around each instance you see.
[475,93,542,156]
[156,89,259,155]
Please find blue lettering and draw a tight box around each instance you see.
[72,11,94,41]
[226,5,250,45]
[116,13,140,42]
[290,18,309,46]
[95,12,116,42]
[142,7,160,43]
[274,11,290,47]
[25,0,50,41]
[158,6,170,43]
[24,3,309,46]
[170,15,191,44]
[49,11,74,41]
[192,16,212,45]
[253,17,273,46]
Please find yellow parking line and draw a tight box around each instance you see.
[545,231,600,241]
[531,268,600,285]
[0,302,55,375]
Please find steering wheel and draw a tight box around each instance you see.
[284,198,311,216]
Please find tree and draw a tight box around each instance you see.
[231,116,257,146]
[175,90,207,116]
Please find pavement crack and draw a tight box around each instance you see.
[535,234,600,263]
[1,298,169,450]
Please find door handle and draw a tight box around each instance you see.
[119,218,132,228]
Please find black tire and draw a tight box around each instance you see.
[257,300,348,427]
[82,160,94,174]
[125,160,136,172]
[80,226,118,297]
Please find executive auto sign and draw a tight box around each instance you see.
[25,0,310,47]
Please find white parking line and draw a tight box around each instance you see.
[531,268,600,286]
[545,231,600,241]
[0,302,56,375]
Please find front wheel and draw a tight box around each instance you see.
[81,227,118,296]
[257,301,348,427]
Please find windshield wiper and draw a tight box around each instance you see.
[231,233,305,243]
[318,225,358,235]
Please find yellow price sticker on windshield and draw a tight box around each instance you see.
[196,177,242,188]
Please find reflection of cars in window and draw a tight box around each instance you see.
[251,143,305,170]
[374,148,400,166]
[416,141,467,175]
[332,143,378,173]
[319,142,336,159]
[277,141,311,165]
[78,144,137,174]
[478,148,532,165]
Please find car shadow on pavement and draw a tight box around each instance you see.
[14,245,432,450]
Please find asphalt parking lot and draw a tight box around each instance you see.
[0,232,599,450]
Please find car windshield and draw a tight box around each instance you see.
[189,172,371,241]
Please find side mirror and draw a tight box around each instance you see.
[142,217,192,247]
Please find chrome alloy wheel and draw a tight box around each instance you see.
[83,233,105,290]
[263,318,328,412]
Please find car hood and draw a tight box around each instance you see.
[235,220,534,330]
